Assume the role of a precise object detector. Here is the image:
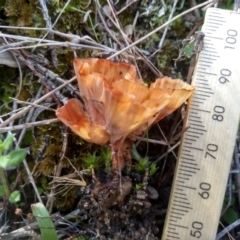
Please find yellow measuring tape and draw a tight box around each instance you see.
[162,7,240,240]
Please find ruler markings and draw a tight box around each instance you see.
[194,90,213,95]
[184,135,198,140]
[173,198,189,203]
[169,219,178,222]
[208,12,222,15]
[170,211,185,216]
[207,19,226,22]
[208,11,221,14]
[197,60,213,64]
[199,53,220,58]
[170,216,182,220]
[181,157,195,161]
[205,22,223,27]
[184,138,196,142]
[200,49,218,53]
[181,153,194,157]
[191,97,207,101]
[205,25,218,29]
[178,177,190,181]
[176,184,196,190]
[181,149,191,153]
[198,56,217,61]
[186,131,203,136]
[178,168,197,174]
[195,78,209,81]
[195,88,214,94]
[204,31,214,35]
[172,204,193,210]
[198,64,211,67]
[173,196,188,201]
[166,236,180,239]
[192,93,210,97]
[190,108,210,113]
[169,227,177,230]
[178,180,186,183]
[189,115,202,118]
[181,157,196,162]
[195,82,210,86]
[179,165,200,171]
[191,95,207,99]
[197,71,217,75]
[191,100,204,104]
[208,14,223,18]
[167,230,178,234]
[172,208,189,213]
[189,128,206,132]
[182,146,203,151]
[205,22,222,25]
[189,123,205,128]
[197,72,215,77]
[191,103,200,107]
[195,86,212,90]
[175,187,184,192]
[169,224,188,229]
[207,22,224,26]
[190,101,204,104]
[202,42,212,46]
[178,173,193,178]
[174,189,187,193]
[184,130,203,137]
[205,36,223,40]
[181,161,198,166]
[205,28,216,32]
[187,134,199,138]
[189,111,198,114]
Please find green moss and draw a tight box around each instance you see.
[4,0,45,36]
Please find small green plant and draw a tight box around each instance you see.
[100,146,111,172]
[0,134,27,200]
[82,152,100,172]
[0,134,27,168]
[135,156,150,174]
[132,145,158,176]
[135,182,147,190]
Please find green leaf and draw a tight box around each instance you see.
[149,163,158,176]
[222,207,238,225]
[2,134,15,151]
[0,155,10,168]
[9,190,21,203]
[0,149,27,168]
[0,185,5,197]
[183,43,194,58]
[31,203,58,240]
[132,145,141,160]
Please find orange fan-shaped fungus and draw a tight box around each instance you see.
[56,58,194,170]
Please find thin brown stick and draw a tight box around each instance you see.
[0,118,60,133]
